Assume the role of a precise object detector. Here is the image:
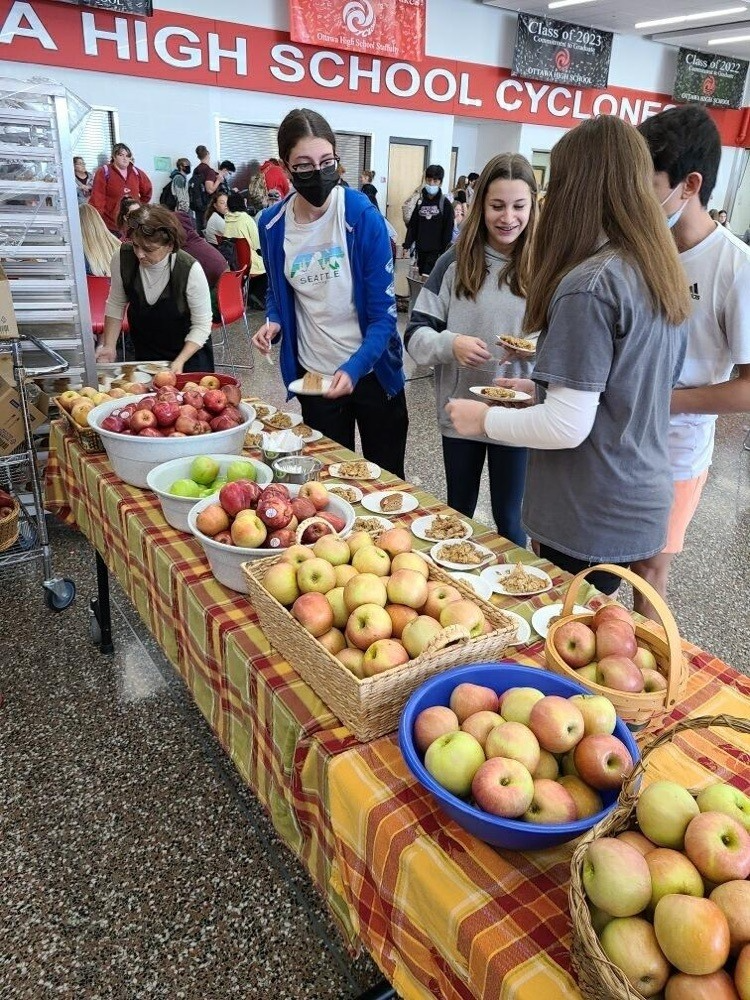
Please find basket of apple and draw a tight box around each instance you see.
[569,713,750,1000]
[398,662,639,850]
[187,480,356,594]
[85,371,256,488]
[56,384,133,452]
[146,454,273,533]
[545,565,687,729]
[242,529,522,742]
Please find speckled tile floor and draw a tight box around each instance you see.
[1,312,748,999]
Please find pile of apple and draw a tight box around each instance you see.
[552,603,666,694]
[262,526,493,677]
[57,384,131,428]
[95,371,246,438]
[414,683,633,825]
[167,456,259,499]
[581,778,750,999]
[195,479,346,550]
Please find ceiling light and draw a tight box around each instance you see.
[635,6,746,29]
[707,33,750,41]
[548,1,598,8]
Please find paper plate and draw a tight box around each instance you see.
[448,572,493,601]
[531,603,590,639]
[327,484,364,505]
[289,376,333,396]
[328,461,382,481]
[410,514,472,542]
[361,490,418,515]
[429,541,495,571]
[496,336,536,357]
[480,563,553,597]
[295,426,323,443]
[469,387,532,402]
[349,515,392,539]
[499,610,533,646]
[262,411,302,429]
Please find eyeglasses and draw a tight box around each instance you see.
[288,156,340,179]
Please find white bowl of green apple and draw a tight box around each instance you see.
[146,454,273,533]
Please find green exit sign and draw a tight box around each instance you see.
[153,156,172,172]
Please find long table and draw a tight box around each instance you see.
[45,417,750,1000]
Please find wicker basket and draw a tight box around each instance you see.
[57,402,105,453]
[242,554,520,742]
[545,564,687,728]
[0,499,20,551]
[569,713,750,1000]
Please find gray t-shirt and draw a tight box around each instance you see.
[523,249,688,563]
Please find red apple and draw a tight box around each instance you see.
[596,620,638,660]
[179,404,199,420]
[471,756,534,818]
[100,415,125,433]
[386,603,419,639]
[130,409,157,432]
[528,695,585,753]
[414,705,460,754]
[592,603,634,629]
[553,621,597,668]
[317,511,346,533]
[209,414,239,432]
[291,497,316,522]
[298,519,334,545]
[195,503,230,537]
[265,528,296,549]
[138,427,164,437]
[257,496,294,530]
[152,369,177,388]
[195,421,212,434]
[213,529,233,545]
[598,654,645,693]
[223,383,242,405]
[219,480,260,517]
[135,396,156,412]
[665,970,741,1000]
[182,389,203,409]
[202,389,227,414]
[449,683,499,724]
[292,592,334,637]
[684,812,750,884]
[573,733,634,790]
[523,778,577,824]
[299,481,329,511]
[152,400,180,427]
[174,416,201,435]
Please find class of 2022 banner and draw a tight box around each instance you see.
[673,47,749,110]
[289,0,425,63]
[513,12,613,90]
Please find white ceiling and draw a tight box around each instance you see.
[481,1,750,59]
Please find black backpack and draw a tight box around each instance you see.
[159,179,178,211]
[188,171,209,214]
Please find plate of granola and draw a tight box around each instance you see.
[411,512,473,542]
[448,571,493,602]
[480,562,553,597]
[244,420,264,449]
[263,410,303,430]
[349,515,392,540]
[247,402,277,422]
[361,490,417,515]
[470,386,532,403]
[327,484,364,505]
[430,540,495,571]
[531,603,589,639]
[294,423,323,443]
[496,335,536,357]
[327,460,381,481]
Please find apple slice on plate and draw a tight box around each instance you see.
[531,603,589,639]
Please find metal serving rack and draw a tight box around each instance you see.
[0,334,75,609]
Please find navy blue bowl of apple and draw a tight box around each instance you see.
[398,662,640,851]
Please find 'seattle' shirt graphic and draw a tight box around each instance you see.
[290,245,345,284]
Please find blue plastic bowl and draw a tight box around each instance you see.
[398,662,640,851]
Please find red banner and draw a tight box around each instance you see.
[289,0,425,63]
[0,0,747,146]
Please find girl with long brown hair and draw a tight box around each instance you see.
[405,153,538,545]
[448,116,691,593]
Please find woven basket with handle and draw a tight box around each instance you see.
[545,564,687,727]
[242,553,520,742]
[57,402,104,454]
[0,498,20,551]
[569,713,750,1000]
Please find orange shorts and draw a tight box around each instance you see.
[664,470,708,554]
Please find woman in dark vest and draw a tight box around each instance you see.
[94,205,214,373]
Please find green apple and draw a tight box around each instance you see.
[189,456,220,486]
[424,730,485,798]
[226,460,257,483]
[636,780,699,849]
[169,478,203,498]
[582,837,652,917]
[696,782,750,832]
[207,476,227,494]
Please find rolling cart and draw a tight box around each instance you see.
[0,333,75,610]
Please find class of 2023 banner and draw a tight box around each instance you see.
[289,0,425,63]
[513,12,613,90]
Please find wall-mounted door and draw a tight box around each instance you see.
[386,139,429,245]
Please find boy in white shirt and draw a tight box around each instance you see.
[634,106,750,617]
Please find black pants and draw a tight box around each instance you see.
[417,250,442,276]
[441,436,527,547]
[299,373,408,480]
[537,544,627,597]
[247,273,268,309]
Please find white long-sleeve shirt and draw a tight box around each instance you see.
[482,385,600,449]
[105,246,212,347]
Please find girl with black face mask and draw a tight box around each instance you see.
[253,108,409,479]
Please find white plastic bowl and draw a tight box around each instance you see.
[146,454,273,533]
[187,484,356,593]
[86,396,256,488]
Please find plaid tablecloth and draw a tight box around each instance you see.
[45,415,750,1000]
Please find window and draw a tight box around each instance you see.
[71,108,117,172]
[217,120,371,190]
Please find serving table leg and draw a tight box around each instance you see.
[89,550,114,654]
[354,981,396,1000]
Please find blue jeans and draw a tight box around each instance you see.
[441,436,527,547]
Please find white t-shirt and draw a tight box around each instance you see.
[283,187,362,377]
[204,212,225,246]
[670,224,750,479]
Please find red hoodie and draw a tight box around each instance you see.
[90,162,152,232]
[260,160,290,199]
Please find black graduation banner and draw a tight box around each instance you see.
[673,47,748,110]
[79,0,152,14]
[512,12,613,89]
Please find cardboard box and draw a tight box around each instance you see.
[0,265,19,341]
[0,374,45,456]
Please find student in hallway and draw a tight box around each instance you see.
[403,164,454,275]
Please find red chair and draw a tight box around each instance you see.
[212,266,253,375]
[232,238,252,305]
[86,274,109,337]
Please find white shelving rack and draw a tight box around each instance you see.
[0,80,97,386]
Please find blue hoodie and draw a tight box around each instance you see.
[258,187,404,399]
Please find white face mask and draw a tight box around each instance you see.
[661,184,686,229]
